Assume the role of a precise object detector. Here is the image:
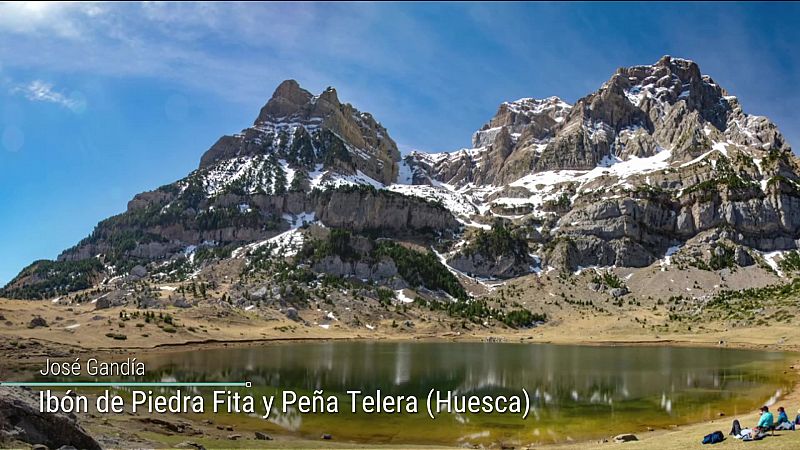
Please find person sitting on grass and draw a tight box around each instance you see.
[796,409,800,426]
[754,406,774,434]
[775,406,795,430]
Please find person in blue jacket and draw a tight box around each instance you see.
[775,406,795,430]
[755,406,774,433]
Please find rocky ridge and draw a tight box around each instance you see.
[404,56,799,275]
[3,56,800,300]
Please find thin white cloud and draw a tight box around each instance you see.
[0,2,103,39]
[0,3,439,102]
[12,80,86,112]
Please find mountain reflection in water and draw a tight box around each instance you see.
[132,342,791,445]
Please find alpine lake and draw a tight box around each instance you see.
[39,342,797,446]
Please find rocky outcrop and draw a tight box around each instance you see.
[473,97,570,148]
[0,387,101,450]
[55,185,459,270]
[407,97,571,187]
[311,255,400,284]
[313,188,459,235]
[447,252,530,279]
[536,180,800,271]
[543,236,656,271]
[447,222,534,278]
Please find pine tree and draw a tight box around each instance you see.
[273,165,287,195]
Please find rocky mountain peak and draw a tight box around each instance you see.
[199,80,400,188]
[255,79,315,122]
[318,86,340,105]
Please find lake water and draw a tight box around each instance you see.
[139,342,792,446]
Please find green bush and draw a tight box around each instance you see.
[105,333,127,340]
[779,251,800,272]
[502,309,547,328]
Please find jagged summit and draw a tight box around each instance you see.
[254,81,345,125]
[255,79,315,120]
[408,56,792,187]
[198,80,400,185]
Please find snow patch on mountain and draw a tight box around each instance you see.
[386,183,479,219]
[233,213,315,259]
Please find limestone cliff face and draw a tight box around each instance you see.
[408,96,572,187]
[57,186,459,265]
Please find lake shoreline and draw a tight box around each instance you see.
[6,331,799,365]
[3,295,800,449]
[2,337,798,449]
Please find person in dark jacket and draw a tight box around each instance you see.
[730,419,742,436]
[776,406,795,430]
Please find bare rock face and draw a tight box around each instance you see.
[403,56,800,272]
[409,56,792,188]
[257,79,314,118]
[44,185,458,296]
[0,387,101,450]
[311,255,399,282]
[314,189,459,235]
[447,252,529,279]
[409,96,572,187]
[543,235,656,271]
[473,96,570,148]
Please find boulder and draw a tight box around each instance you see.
[28,317,48,328]
[129,265,148,279]
[610,287,629,298]
[173,298,193,309]
[734,246,754,267]
[0,387,101,450]
[254,431,272,440]
[94,297,112,310]
[176,442,206,450]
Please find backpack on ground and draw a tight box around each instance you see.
[702,430,724,444]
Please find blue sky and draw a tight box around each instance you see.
[1,2,800,285]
